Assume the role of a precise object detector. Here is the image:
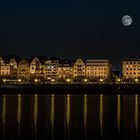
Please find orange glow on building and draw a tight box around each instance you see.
[86,60,111,79]
[122,58,140,78]
[0,56,111,81]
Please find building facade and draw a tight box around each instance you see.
[58,60,74,79]
[30,57,44,79]
[18,59,30,79]
[122,58,140,78]
[86,60,110,79]
[0,57,10,77]
[74,58,86,78]
[44,59,59,80]
[9,58,18,78]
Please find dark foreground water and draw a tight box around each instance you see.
[0,93,139,139]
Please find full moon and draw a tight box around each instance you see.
[122,15,132,26]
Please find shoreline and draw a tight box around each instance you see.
[0,84,139,94]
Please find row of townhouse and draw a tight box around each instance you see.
[0,56,111,80]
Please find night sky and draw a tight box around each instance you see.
[0,0,139,68]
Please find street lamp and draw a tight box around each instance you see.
[51,79,55,82]
[99,78,103,82]
[2,79,6,83]
[66,79,71,82]
[135,78,139,83]
[18,79,21,82]
[117,78,121,82]
[34,79,38,82]
[84,79,88,82]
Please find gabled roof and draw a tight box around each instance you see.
[18,59,30,65]
[1,55,21,64]
[74,58,86,64]
[31,56,48,64]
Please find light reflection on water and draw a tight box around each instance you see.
[135,95,138,134]
[34,94,38,140]
[17,94,21,138]
[65,94,70,140]
[99,95,103,136]
[117,95,121,134]
[51,94,55,140]
[0,94,139,139]
[2,95,6,139]
[83,94,87,138]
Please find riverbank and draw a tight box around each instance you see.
[0,84,140,94]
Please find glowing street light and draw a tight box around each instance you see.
[135,78,139,82]
[84,79,88,82]
[66,79,71,82]
[34,79,38,82]
[117,78,121,82]
[2,79,6,82]
[18,79,21,82]
[51,79,55,82]
[99,79,103,82]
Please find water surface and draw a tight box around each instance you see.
[0,93,139,139]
